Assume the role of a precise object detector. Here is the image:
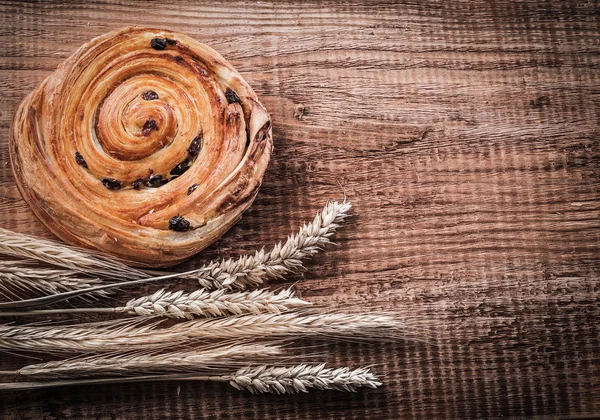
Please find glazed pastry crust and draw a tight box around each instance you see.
[10,27,272,267]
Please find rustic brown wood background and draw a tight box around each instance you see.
[0,0,599,418]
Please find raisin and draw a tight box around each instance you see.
[146,174,167,188]
[225,88,241,104]
[102,178,123,190]
[165,37,177,45]
[188,135,202,156]
[174,55,184,62]
[168,215,191,232]
[132,179,145,190]
[151,38,167,50]
[170,159,191,177]
[187,184,199,195]
[141,119,159,136]
[75,151,88,169]
[142,90,159,100]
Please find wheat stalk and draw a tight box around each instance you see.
[229,364,381,394]
[0,270,193,309]
[185,200,351,290]
[0,288,311,319]
[0,228,145,279]
[16,344,282,378]
[0,260,111,299]
[0,364,380,394]
[0,312,404,353]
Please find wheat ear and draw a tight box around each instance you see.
[0,260,111,300]
[230,364,381,394]
[171,312,405,340]
[186,200,351,290]
[117,287,310,319]
[0,288,311,319]
[0,227,145,279]
[0,319,163,353]
[0,364,380,393]
[0,312,404,353]
[15,344,282,378]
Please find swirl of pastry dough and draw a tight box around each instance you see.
[10,27,272,267]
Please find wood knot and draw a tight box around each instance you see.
[294,104,307,120]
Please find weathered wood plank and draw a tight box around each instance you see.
[0,0,598,418]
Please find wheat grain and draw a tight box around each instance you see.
[185,201,351,290]
[230,364,381,394]
[17,344,282,378]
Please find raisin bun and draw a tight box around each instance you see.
[10,27,272,267]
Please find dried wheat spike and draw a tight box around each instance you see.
[0,260,111,300]
[0,364,381,394]
[0,228,145,279]
[18,344,282,378]
[230,364,382,394]
[0,312,405,353]
[186,201,351,290]
[119,287,310,319]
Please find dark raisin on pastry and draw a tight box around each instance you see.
[101,177,123,190]
[169,215,192,232]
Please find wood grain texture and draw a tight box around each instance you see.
[0,0,599,418]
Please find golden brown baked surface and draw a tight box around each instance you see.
[10,27,272,267]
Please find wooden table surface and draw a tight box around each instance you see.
[0,0,599,418]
